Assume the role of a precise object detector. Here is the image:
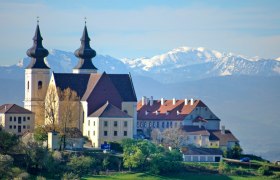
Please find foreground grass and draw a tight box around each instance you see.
[82,172,275,180]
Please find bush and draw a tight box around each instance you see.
[62,172,80,180]
[14,172,30,180]
[36,176,46,180]
[67,155,96,176]
[218,161,230,174]
[257,165,272,176]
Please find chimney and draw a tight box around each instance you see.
[141,96,146,106]
[172,98,176,105]
[155,110,159,115]
[184,99,188,105]
[145,110,149,115]
[190,98,194,105]
[161,98,164,105]
[4,106,7,111]
[145,98,149,105]
[221,125,225,134]
[150,96,154,106]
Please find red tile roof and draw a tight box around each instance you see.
[137,99,207,121]
[0,104,33,114]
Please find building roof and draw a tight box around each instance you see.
[53,73,91,98]
[181,125,210,136]
[26,24,49,69]
[137,99,207,121]
[89,101,131,118]
[209,130,239,146]
[192,116,208,123]
[182,147,223,155]
[0,104,33,114]
[53,72,137,116]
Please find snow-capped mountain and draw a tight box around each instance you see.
[121,47,280,83]
[1,46,280,83]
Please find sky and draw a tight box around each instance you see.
[0,0,280,65]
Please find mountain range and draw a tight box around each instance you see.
[0,47,280,161]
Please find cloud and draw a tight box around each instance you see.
[0,1,280,65]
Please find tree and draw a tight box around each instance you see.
[33,126,48,143]
[0,154,14,179]
[44,85,59,131]
[57,87,80,149]
[226,143,243,159]
[151,128,162,144]
[67,155,96,176]
[161,128,188,149]
[0,130,18,154]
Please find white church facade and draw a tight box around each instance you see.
[23,23,137,147]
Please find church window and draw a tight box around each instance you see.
[38,81,42,89]
[124,121,128,127]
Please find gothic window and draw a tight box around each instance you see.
[38,81,42,90]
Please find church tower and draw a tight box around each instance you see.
[73,24,98,74]
[24,22,50,126]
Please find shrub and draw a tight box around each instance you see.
[218,161,230,174]
[257,165,272,176]
[36,176,46,180]
[62,172,80,180]
[67,155,96,176]
[14,172,30,180]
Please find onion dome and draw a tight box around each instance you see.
[73,25,97,70]
[26,24,49,69]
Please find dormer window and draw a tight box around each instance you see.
[38,81,42,90]
[145,111,149,115]
[177,110,180,115]
[155,110,159,115]
[166,111,170,115]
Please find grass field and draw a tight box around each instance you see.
[82,172,275,180]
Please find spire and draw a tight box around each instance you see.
[73,23,97,72]
[26,20,49,69]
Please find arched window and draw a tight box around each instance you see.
[38,81,42,89]
[27,81,29,90]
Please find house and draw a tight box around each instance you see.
[209,126,239,150]
[0,104,34,135]
[84,101,133,147]
[137,96,220,137]
[23,23,137,147]
[180,125,210,147]
[182,147,223,162]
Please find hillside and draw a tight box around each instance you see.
[0,47,279,161]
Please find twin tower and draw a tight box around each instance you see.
[24,23,97,122]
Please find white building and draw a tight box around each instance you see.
[23,23,137,147]
[0,104,34,135]
[137,97,220,137]
[182,147,223,162]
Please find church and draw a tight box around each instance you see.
[23,22,137,147]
